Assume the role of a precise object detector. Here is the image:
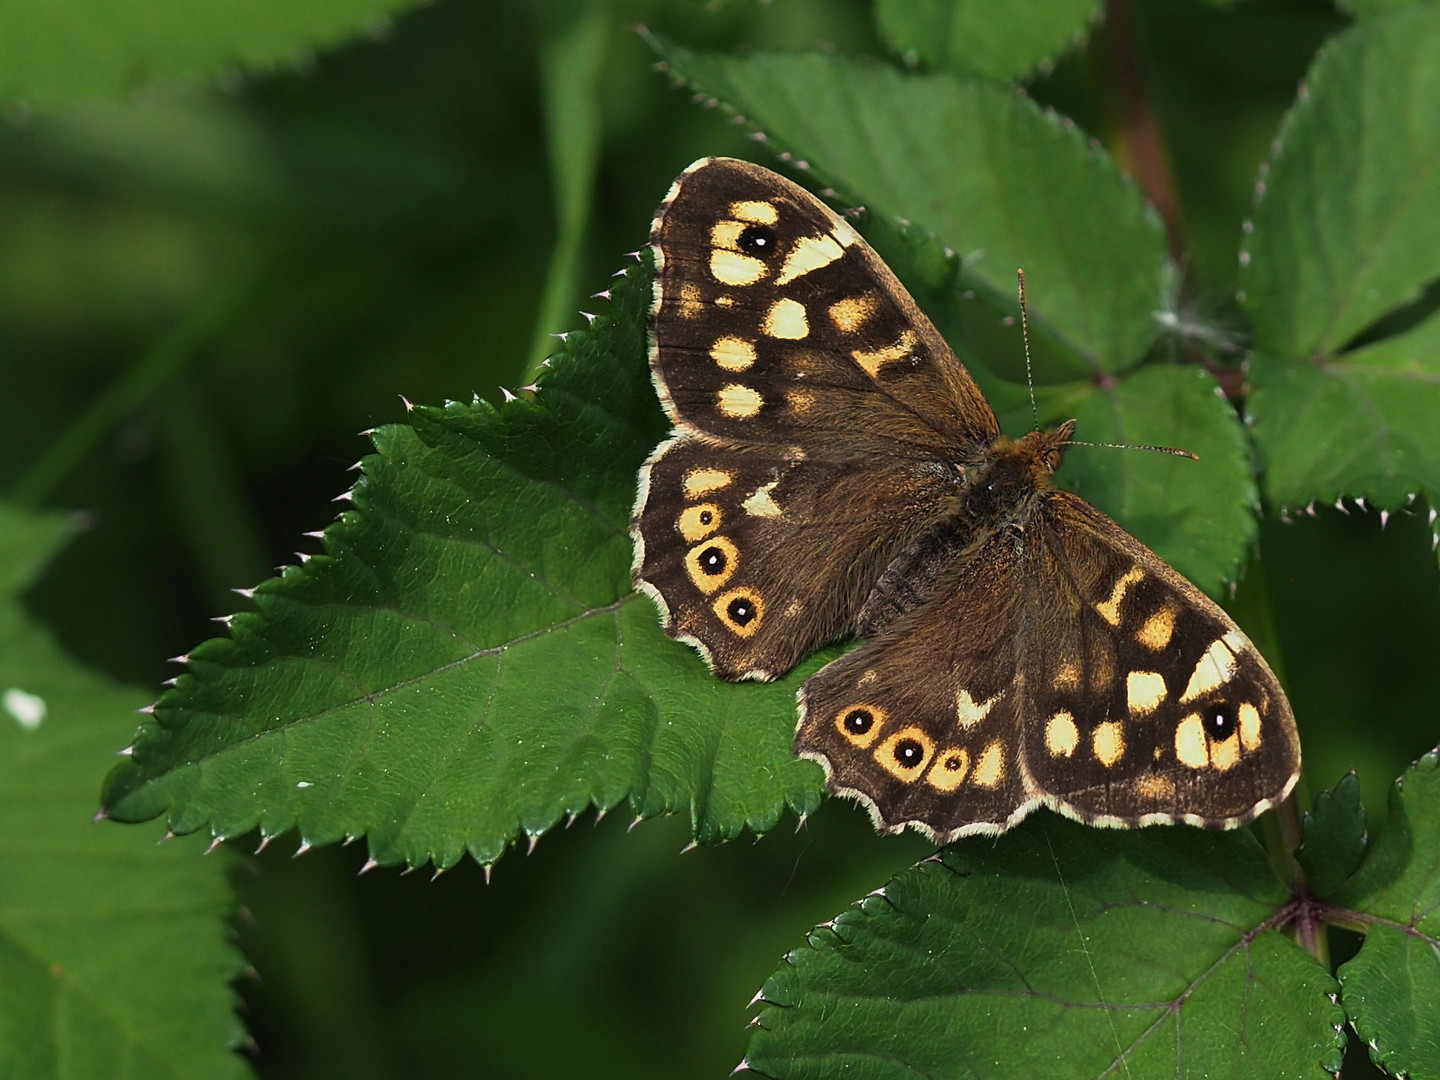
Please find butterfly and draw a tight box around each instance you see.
[630,157,1300,842]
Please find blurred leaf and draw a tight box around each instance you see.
[0,0,430,107]
[1241,7,1440,361]
[526,0,614,378]
[875,0,1102,80]
[1296,771,1366,898]
[746,815,1344,1079]
[100,254,825,870]
[647,38,1176,375]
[1248,313,1440,514]
[1332,749,1440,1080]
[0,503,245,1079]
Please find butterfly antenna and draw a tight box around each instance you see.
[1068,439,1199,460]
[1017,269,1040,433]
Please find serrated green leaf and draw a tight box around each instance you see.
[649,40,1175,375]
[1333,749,1440,1080]
[101,256,825,869]
[0,503,246,1079]
[1242,7,1440,361]
[1296,772,1366,898]
[1248,313,1440,512]
[875,0,1102,80]
[747,816,1343,1079]
[0,0,428,107]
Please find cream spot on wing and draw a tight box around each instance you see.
[775,232,844,285]
[742,481,782,517]
[927,748,970,791]
[1222,628,1251,653]
[1092,721,1125,767]
[851,330,916,378]
[1211,733,1241,771]
[710,220,746,248]
[677,503,721,542]
[729,200,778,224]
[763,297,809,339]
[1126,671,1167,717]
[1181,637,1238,702]
[710,249,767,287]
[828,294,877,333]
[973,741,1004,788]
[1175,714,1209,769]
[683,468,733,498]
[1238,702,1261,750]
[677,282,704,319]
[1096,567,1144,626]
[955,688,1002,728]
[1138,606,1177,651]
[1046,712,1079,758]
[831,220,861,247]
[715,295,735,308]
[716,384,763,419]
[710,336,756,371]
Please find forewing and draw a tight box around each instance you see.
[1021,492,1301,828]
[649,157,999,457]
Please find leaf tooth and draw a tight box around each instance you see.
[483,864,494,885]
[206,836,225,855]
[590,288,611,301]
[627,814,644,832]
[168,653,190,665]
[92,808,108,823]
[501,386,518,403]
[136,703,155,715]
[1380,509,1389,528]
[359,857,379,875]
[518,383,539,394]
[294,839,312,858]
[747,989,767,1008]
[1335,496,1350,514]
[526,832,541,855]
[399,394,413,412]
[580,311,597,324]
[254,834,272,854]
[333,489,354,504]
[159,830,176,844]
[212,614,233,628]
[679,840,698,854]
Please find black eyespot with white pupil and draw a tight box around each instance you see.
[894,738,924,768]
[697,546,727,575]
[738,224,777,256]
[727,596,756,626]
[1203,704,1236,740]
[843,708,873,735]
[699,510,713,526]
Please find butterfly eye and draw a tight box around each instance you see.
[834,704,886,748]
[894,738,925,767]
[697,546,728,575]
[737,224,778,256]
[1202,704,1237,741]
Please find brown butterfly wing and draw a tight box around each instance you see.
[635,157,1000,679]
[1019,492,1301,828]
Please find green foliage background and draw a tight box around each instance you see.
[2,0,1438,1077]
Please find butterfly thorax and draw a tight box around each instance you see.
[855,420,1078,637]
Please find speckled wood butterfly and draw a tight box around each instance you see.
[631,157,1300,842]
